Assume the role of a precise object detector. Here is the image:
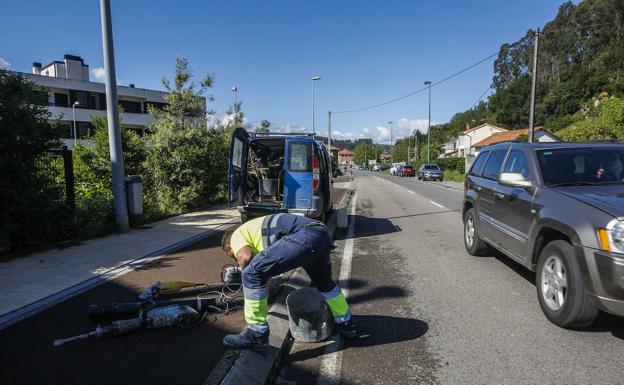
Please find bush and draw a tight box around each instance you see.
[0,70,73,254]
[436,157,466,174]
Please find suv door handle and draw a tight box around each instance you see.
[494,192,505,200]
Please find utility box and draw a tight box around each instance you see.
[125,175,143,215]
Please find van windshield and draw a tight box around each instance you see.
[537,147,624,186]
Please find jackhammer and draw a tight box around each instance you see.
[53,304,198,346]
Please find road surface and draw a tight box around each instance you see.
[278,171,624,385]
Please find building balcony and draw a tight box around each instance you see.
[47,106,154,127]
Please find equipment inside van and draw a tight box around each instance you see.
[229,128,333,222]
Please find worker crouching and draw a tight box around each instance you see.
[221,213,356,351]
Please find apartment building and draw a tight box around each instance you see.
[21,54,190,147]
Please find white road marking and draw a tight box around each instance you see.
[408,190,415,194]
[429,200,445,208]
[317,191,357,385]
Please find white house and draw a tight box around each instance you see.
[456,123,507,157]
[472,127,559,151]
[19,54,202,148]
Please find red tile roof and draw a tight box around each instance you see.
[473,127,544,147]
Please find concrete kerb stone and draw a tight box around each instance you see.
[209,187,355,385]
[0,219,239,331]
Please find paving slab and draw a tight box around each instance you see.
[0,206,239,328]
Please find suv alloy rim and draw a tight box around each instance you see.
[465,216,474,247]
[540,255,568,311]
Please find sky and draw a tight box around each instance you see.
[0,0,574,143]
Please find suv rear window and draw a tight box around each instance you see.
[424,165,440,170]
[482,150,507,180]
[288,142,313,172]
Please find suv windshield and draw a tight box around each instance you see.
[424,165,440,170]
[537,147,624,186]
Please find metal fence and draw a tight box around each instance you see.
[37,146,76,215]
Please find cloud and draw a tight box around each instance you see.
[396,118,434,135]
[90,66,123,85]
[91,67,106,82]
[0,58,10,69]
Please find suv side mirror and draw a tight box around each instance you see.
[499,172,533,189]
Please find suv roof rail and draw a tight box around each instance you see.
[251,132,316,137]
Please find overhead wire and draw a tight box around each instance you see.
[330,20,624,116]
[332,51,500,114]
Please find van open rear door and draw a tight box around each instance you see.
[229,127,249,205]
[284,137,314,209]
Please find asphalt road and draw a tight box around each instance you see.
[278,171,624,385]
[0,229,245,385]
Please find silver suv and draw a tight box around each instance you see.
[463,142,624,327]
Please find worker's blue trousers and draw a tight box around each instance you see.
[242,225,351,333]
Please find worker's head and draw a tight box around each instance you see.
[221,229,235,257]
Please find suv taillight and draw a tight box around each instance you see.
[312,156,320,190]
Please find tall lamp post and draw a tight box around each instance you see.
[388,121,393,163]
[311,76,321,134]
[232,85,238,125]
[99,0,129,232]
[72,101,80,147]
[424,80,432,164]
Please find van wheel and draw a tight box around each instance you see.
[463,208,488,255]
[536,240,598,328]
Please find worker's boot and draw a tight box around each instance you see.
[223,328,269,351]
[336,319,357,339]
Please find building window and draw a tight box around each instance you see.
[54,93,69,107]
[119,99,142,114]
[144,101,168,113]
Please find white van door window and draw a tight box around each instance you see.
[232,137,243,168]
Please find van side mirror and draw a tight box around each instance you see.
[499,172,533,189]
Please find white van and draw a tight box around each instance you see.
[390,162,405,175]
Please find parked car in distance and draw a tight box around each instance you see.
[399,165,415,177]
[229,128,333,223]
[390,162,405,175]
[418,164,443,181]
[374,164,391,172]
[463,141,624,328]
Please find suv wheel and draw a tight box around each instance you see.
[536,240,598,328]
[463,208,488,255]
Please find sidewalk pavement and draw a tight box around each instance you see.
[0,206,239,328]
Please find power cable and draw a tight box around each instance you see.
[332,51,500,114]
[331,20,624,116]
[471,82,493,109]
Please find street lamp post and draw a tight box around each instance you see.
[232,85,238,125]
[72,101,80,147]
[99,0,129,233]
[424,81,432,164]
[388,121,393,163]
[311,76,321,134]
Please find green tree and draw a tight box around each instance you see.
[353,142,377,166]
[0,70,68,253]
[256,119,271,133]
[558,96,624,141]
[146,57,228,212]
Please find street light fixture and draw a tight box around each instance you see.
[72,101,80,147]
[311,76,321,134]
[424,80,432,164]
